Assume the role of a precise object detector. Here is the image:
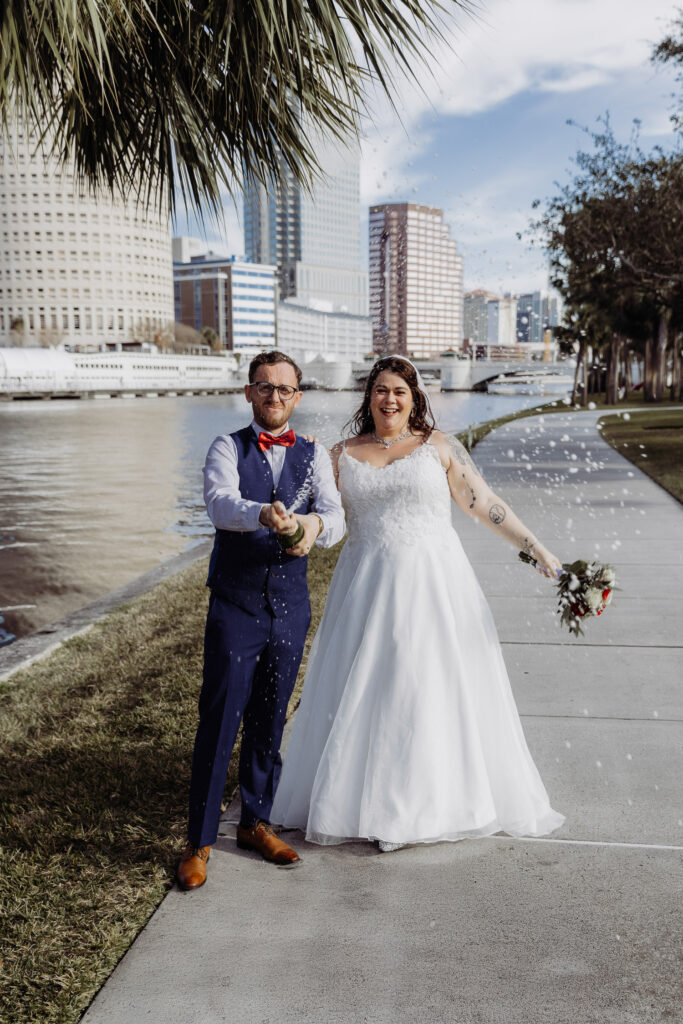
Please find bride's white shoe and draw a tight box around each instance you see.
[378,840,406,853]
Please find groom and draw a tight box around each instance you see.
[178,351,344,889]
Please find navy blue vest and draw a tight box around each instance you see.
[206,426,316,615]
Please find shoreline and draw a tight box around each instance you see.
[0,540,212,683]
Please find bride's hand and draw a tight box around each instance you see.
[533,545,563,580]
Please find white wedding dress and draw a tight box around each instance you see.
[271,441,565,846]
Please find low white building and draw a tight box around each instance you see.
[0,346,236,397]
[276,297,371,363]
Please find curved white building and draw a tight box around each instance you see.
[0,347,237,398]
[0,118,174,348]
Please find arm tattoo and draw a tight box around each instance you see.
[462,474,476,510]
[450,438,482,476]
[489,503,506,525]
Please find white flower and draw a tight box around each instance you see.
[584,588,604,613]
[602,568,616,586]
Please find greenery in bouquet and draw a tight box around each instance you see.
[519,553,616,637]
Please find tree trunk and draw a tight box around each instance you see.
[606,335,621,406]
[623,346,633,395]
[644,336,656,402]
[582,346,590,407]
[670,336,682,403]
[571,341,583,405]
[653,309,671,402]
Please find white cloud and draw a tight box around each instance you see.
[359,0,677,200]
[444,171,550,292]
[418,0,673,117]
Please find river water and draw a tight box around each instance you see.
[0,390,554,640]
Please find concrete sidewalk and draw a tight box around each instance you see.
[81,410,683,1024]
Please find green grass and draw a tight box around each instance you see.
[0,545,340,1024]
[458,398,568,450]
[460,391,682,461]
[598,408,683,505]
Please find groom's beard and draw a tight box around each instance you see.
[252,401,291,433]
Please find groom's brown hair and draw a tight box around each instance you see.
[248,350,302,386]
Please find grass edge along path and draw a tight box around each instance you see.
[597,407,683,506]
[0,547,338,1024]
[2,397,681,1024]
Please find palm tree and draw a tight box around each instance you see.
[0,0,472,215]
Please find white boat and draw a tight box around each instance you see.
[486,370,574,396]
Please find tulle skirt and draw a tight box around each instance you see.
[271,529,565,846]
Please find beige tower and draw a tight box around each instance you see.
[369,203,463,358]
[0,118,174,349]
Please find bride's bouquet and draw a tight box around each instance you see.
[519,553,616,637]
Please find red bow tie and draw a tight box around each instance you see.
[258,429,296,452]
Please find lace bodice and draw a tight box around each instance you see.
[339,442,452,549]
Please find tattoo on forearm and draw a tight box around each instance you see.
[489,503,506,525]
[523,536,535,555]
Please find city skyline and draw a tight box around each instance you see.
[174,0,680,297]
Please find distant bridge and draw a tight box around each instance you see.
[350,358,571,392]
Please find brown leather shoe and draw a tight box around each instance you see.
[177,843,211,890]
[236,821,301,867]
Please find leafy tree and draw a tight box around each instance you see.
[652,7,683,134]
[172,321,205,353]
[531,119,683,404]
[0,0,470,216]
[201,325,221,351]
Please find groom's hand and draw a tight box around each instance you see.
[260,502,299,535]
[287,514,322,557]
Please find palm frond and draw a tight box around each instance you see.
[0,0,476,215]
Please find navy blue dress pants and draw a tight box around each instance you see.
[188,593,311,848]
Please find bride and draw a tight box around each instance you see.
[271,356,565,852]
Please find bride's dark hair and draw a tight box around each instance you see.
[346,357,436,437]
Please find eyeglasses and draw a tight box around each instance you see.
[249,382,299,400]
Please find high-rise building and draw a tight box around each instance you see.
[464,290,498,346]
[174,249,276,352]
[172,236,206,265]
[487,297,518,347]
[516,291,561,344]
[243,134,368,316]
[369,203,463,358]
[0,117,174,349]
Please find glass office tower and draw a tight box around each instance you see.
[243,134,368,316]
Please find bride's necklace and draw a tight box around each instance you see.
[372,429,412,449]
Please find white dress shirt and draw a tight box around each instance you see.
[203,420,345,548]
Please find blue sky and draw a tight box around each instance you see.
[174,0,681,296]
